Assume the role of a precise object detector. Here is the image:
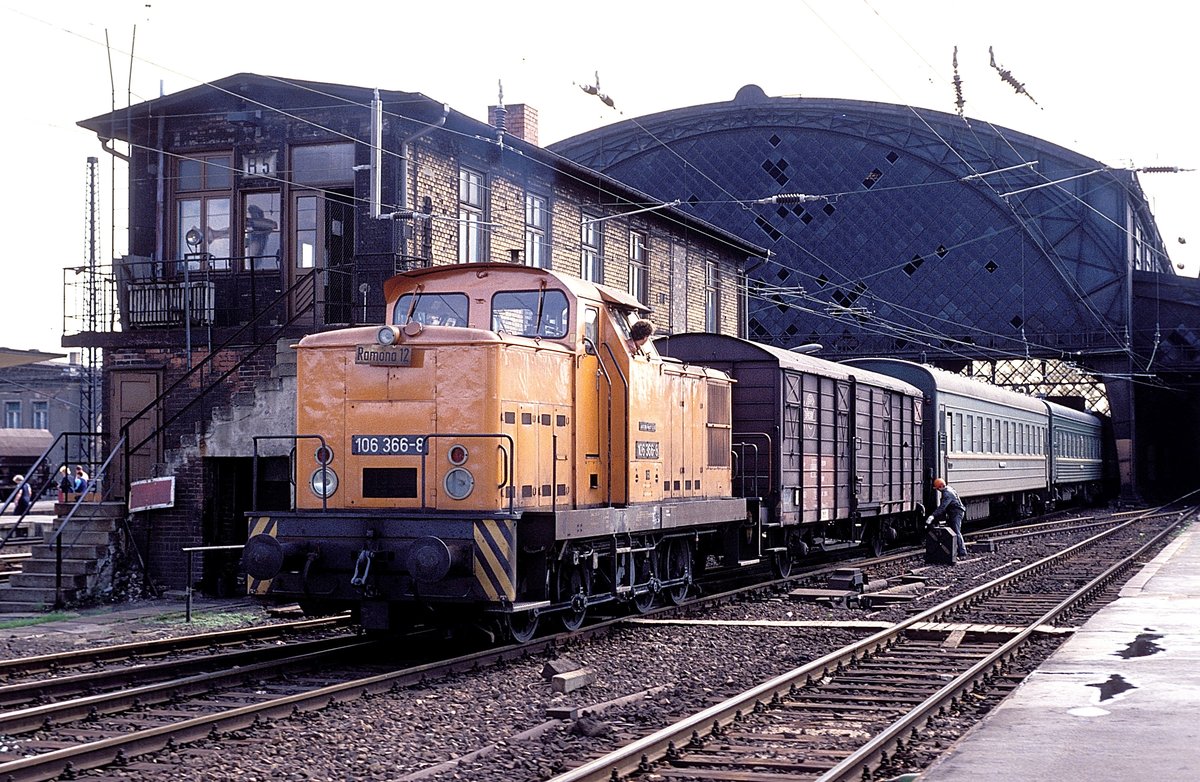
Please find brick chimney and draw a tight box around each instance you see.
[488,103,539,146]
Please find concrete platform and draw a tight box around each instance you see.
[919,520,1200,781]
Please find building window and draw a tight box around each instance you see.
[581,215,602,283]
[705,261,719,331]
[3,401,20,428]
[294,195,319,269]
[32,401,48,430]
[628,230,648,304]
[243,192,281,270]
[458,168,486,264]
[292,143,355,186]
[176,154,232,268]
[524,193,549,268]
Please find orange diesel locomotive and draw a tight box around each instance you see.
[242,263,753,638]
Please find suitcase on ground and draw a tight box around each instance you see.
[925,526,958,565]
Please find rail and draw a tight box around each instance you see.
[545,507,1187,782]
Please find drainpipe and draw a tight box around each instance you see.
[398,103,449,258]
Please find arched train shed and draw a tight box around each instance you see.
[550,85,1200,500]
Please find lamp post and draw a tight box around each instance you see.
[183,228,204,370]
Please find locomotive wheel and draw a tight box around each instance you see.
[630,552,658,614]
[661,538,693,606]
[557,562,590,631]
[506,610,540,644]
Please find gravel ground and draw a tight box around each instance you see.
[0,520,1144,782]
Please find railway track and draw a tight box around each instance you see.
[0,507,1168,781]
[545,506,1191,781]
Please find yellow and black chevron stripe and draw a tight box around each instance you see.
[473,519,516,602]
[246,515,276,596]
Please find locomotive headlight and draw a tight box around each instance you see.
[448,444,469,465]
[377,325,398,346]
[443,467,474,500]
[310,466,339,499]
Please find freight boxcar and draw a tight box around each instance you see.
[658,334,925,567]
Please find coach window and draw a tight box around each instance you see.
[491,289,569,339]
[954,413,964,452]
[176,153,232,270]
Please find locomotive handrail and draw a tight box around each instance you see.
[583,336,614,506]
[600,341,628,501]
[251,435,331,512]
[417,433,515,516]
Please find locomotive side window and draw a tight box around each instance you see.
[392,293,469,327]
[491,289,569,338]
[584,307,599,353]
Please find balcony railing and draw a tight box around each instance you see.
[63,255,361,336]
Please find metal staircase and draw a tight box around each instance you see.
[0,268,335,610]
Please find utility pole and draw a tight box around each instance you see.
[81,156,102,466]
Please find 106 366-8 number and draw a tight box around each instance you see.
[351,435,428,455]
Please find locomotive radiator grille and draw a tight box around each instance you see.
[473,519,517,601]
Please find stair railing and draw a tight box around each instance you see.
[120,267,338,497]
[0,431,99,554]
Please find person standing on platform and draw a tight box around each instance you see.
[57,466,73,501]
[73,466,90,494]
[926,477,967,558]
[11,475,31,516]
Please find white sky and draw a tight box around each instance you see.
[1,0,1195,354]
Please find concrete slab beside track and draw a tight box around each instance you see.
[919,521,1200,782]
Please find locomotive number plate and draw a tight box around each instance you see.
[351,435,428,455]
[355,345,413,366]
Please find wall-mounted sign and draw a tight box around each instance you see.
[243,152,278,177]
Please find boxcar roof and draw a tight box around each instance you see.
[383,263,649,314]
[658,333,921,397]
[844,358,1046,414]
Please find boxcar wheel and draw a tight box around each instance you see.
[771,550,793,579]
